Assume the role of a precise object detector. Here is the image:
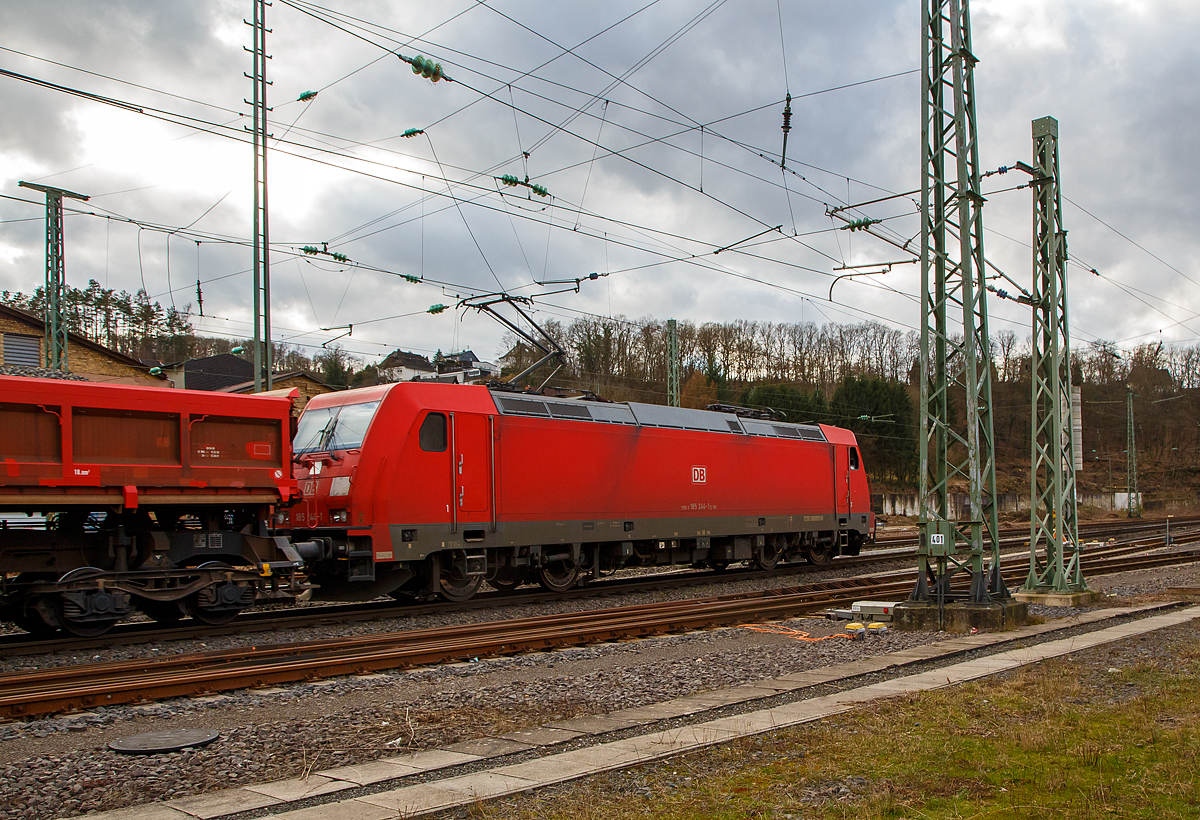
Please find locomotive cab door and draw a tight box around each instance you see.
[833,444,851,518]
[452,413,493,525]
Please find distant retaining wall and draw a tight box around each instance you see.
[873,491,1152,518]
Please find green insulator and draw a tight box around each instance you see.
[330,252,349,263]
[531,184,549,197]
[401,128,424,138]
[403,274,420,283]
[300,246,320,255]
[428,303,447,314]
[500,175,520,187]
[842,218,878,232]
[297,90,318,102]
[411,55,425,75]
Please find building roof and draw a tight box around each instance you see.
[219,370,335,394]
[0,303,165,381]
[168,353,255,391]
[379,349,435,372]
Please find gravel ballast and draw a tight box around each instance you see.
[1,558,1198,820]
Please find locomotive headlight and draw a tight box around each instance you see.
[329,476,352,497]
[275,511,288,525]
[330,509,349,523]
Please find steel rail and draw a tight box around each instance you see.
[3,517,1188,657]
[1,542,1197,719]
[0,537,1187,690]
[0,548,915,656]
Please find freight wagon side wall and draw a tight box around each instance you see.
[0,375,296,509]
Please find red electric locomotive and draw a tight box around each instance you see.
[281,382,874,602]
[0,375,306,635]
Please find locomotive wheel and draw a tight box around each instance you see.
[753,536,784,571]
[807,542,834,565]
[536,561,580,593]
[439,575,483,602]
[487,569,525,593]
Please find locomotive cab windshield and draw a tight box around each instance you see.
[294,400,381,455]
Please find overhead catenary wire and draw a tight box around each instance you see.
[5,16,1185,362]
[268,0,885,263]
[0,70,926,360]
[0,42,921,266]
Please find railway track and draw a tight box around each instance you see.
[2,517,1186,657]
[873,515,1198,547]
[2,537,1198,719]
[0,547,913,657]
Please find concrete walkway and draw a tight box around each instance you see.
[77,603,1200,820]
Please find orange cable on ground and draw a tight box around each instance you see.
[741,624,852,642]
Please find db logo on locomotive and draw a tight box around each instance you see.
[691,466,707,484]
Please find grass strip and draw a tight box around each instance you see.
[467,625,1200,819]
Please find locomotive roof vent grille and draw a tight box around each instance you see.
[548,403,592,419]
[493,394,826,439]
[582,403,638,425]
[497,397,550,416]
[627,402,741,434]
[741,419,827,441]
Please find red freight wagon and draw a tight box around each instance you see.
[0,375,304,635]
[281,382,873,602]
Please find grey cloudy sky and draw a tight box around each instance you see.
[1,0,1197,367]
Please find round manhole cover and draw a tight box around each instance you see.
[109,729,219,755]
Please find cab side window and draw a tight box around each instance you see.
[419,412,447,452]
[849,446,860,470]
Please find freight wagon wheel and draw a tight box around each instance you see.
[8,575,59,635]
[806,542,834,566]
[536,561,580,593]
[54,597,120,637]
[10,605,57,636]
[183,562,252,625]
[183,591,243,625]
[54,568,122,638]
